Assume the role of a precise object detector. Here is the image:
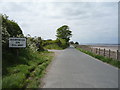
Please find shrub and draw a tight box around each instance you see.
[59,38,69,49]
[44,44,63,50]
[2,73,26,88]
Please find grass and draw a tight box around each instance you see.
[44,44,63,50]
[76,47,120,68]
[2,48,54,88]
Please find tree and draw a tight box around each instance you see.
[56,25,72,42]
[2,14,23,49]
[2,14,23,37]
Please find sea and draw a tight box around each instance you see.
[80,43,120,51]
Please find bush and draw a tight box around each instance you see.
[2,73,26,88]
[27,37,45,52]
[2,14,23,49]
[59,38,69,49]
[2,14,54,88]
[43,38,69,49]
[44,44,63,50]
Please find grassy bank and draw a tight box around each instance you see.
[76,47,120,68]
[44,44,63,50]
[2,48,54,88]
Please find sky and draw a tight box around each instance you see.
[0,0,118,44]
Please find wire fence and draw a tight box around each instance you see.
[75,45,120,60]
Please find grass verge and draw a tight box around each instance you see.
[2,49,54,88]
[76,47,120,68]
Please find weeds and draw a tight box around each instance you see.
[2,49,54,88]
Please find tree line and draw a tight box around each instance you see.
[1,14,83,62]
[2,14,73,56]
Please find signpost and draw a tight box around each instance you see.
[9,37,26,48]
[9,37,26,56]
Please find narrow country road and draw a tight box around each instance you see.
[42,46,118,88]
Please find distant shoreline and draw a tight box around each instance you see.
[89,45,119,51]
[80,44,120,46]
[78,44,119,51]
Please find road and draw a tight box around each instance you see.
[42,46,118,88]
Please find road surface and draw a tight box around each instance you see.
[42,46,118,88]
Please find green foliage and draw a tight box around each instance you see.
[2,14,45,61]
[38,25,72,50]
[2,14,23,48]
[44,44,63,50]
[2,73,26,88]
[2,49,54,88]
[26,78,39,88]
[59,38,69,49]
[1,14,72,88]
[56,25,72,42]
[1,14,53,88]
[43,38,69,49]
[7,64,29,75]
[27,36,45,52]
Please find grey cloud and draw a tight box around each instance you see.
[49,2,117,21]
[0,2,30,13]
[0,2,118,44]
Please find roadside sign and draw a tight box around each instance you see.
[9,37,26,48]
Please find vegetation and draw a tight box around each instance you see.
[2,14,54,88]
[2,49,54,88]
[2,14,23,49]
[43,25,72,49]
[42,39,62,49]
[44,44,63,50]
[56,25,72,42]
[2,14,73,88]
[76,47,120,68]
[27,36,45,51]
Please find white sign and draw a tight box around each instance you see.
[9,38,26,48]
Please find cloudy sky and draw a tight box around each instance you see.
[0,0,118,44]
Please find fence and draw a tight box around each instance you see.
[75,45,120,60]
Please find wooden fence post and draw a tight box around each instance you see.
[94,48,95,54]
[91,48,92,52]
[96,48,97,54]
[109,49,110,58]
[92,48,94,53]
[117,50,119,60]
[99,48,100,55]
[104,48,105,57]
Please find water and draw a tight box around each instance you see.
[90,45,119,51]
